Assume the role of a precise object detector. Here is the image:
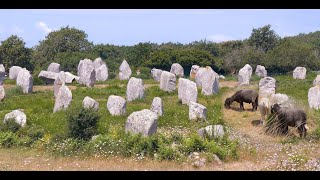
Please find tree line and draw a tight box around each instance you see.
[1,25,320,78]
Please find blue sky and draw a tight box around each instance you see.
[0,9,319,48]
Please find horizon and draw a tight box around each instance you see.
[0,9,319,48]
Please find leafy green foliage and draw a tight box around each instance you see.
[66,106,100,141]
[248,24,281,53]
[0,35,34,71]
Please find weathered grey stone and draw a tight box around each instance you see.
[201,72,219,95]
[126,77,144,102]
[16,68,33,94]
[190,65,200,79]
[64,72,79,83]
[106,95,126,116]
[0,64,4,73]
[170,63,184,77]
[0,64,5,85]
[125,109,158,137]
[4,110,26,127]
[189,101,207,120]
[219,75,225,79]
[270,93,294,108]
[198,125,225,139]
[47,62,60,73]
[259,77,276,98]
[38,70,59,84]
[53,71,66,98]
[159,71,176,92]
[77,59,96,87]
[83,96,99,110]
[195,66,219,88]
[293,66,307,79]
[95,64,108,81]
[9,66,22,80]
[178,78,197,105]
[53,85,72,112]
[313,75,320,86]
[308,86,320,110]
[151,68,163,82]
[255,65,267,78]
[93,57,105,69]
[119,60,132,80]
[0,85,5,101]
[150,97,163,116]
[238,64,252,86]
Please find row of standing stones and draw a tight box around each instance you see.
[0,60,226,139]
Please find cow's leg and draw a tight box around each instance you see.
[298,125,307,138]
[240,101,244,111]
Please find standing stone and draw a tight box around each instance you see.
[293,67,307,79]
[308,86,320,110]
[106,95,126,116]
[93,57,105,69]
[195,66,219,87]
[255,65,267,78]
[238,64,252,86]
[190,65,200,79]
[83,96,99,110]
[95,64,109,81]
[189,101,207,120]
[126,77,145,102]
[0,64,5,85]
[119,60,132,80]
[47,62,60,73]
[54,71,66,98]
[53,85,72,112]
[170,63,184,77]
[38,70,59,84]
[159,71,176,92]
[0,85,5,101]
[9,66,22,80]
[151,68,163,82]
[77,59,96,87]
[0,64,5,73]
[313,75,320,86]
[64,72,79,83]
[3,110,27,127]
[125,109,158,137]
[259,77,276,98]
[151,97,163,116]
[178,78,197,105]
[198,125,225,139]
[16,68,33,94]
[270,93,294,108]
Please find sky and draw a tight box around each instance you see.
[0,9,319,48]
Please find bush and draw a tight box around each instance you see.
[0,131,19,148]
[1,119,21,133]
[67,106,100,141]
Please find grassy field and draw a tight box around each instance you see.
[1,71,320,170]
[0,77,238,164]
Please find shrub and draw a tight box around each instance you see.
[0,118,21,133]
[67,106,100,141]
[0,131,19,148]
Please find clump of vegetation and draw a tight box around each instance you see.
[5,86,24,98]
[66,106,100,141]
[0,119,21,133]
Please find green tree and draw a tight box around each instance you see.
[0,35,33,71]
[265,38,318,73]
[33,26,93,68]
[248,24,281,53]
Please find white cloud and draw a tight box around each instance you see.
[36,21,52,34]
[206,34,234,43]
